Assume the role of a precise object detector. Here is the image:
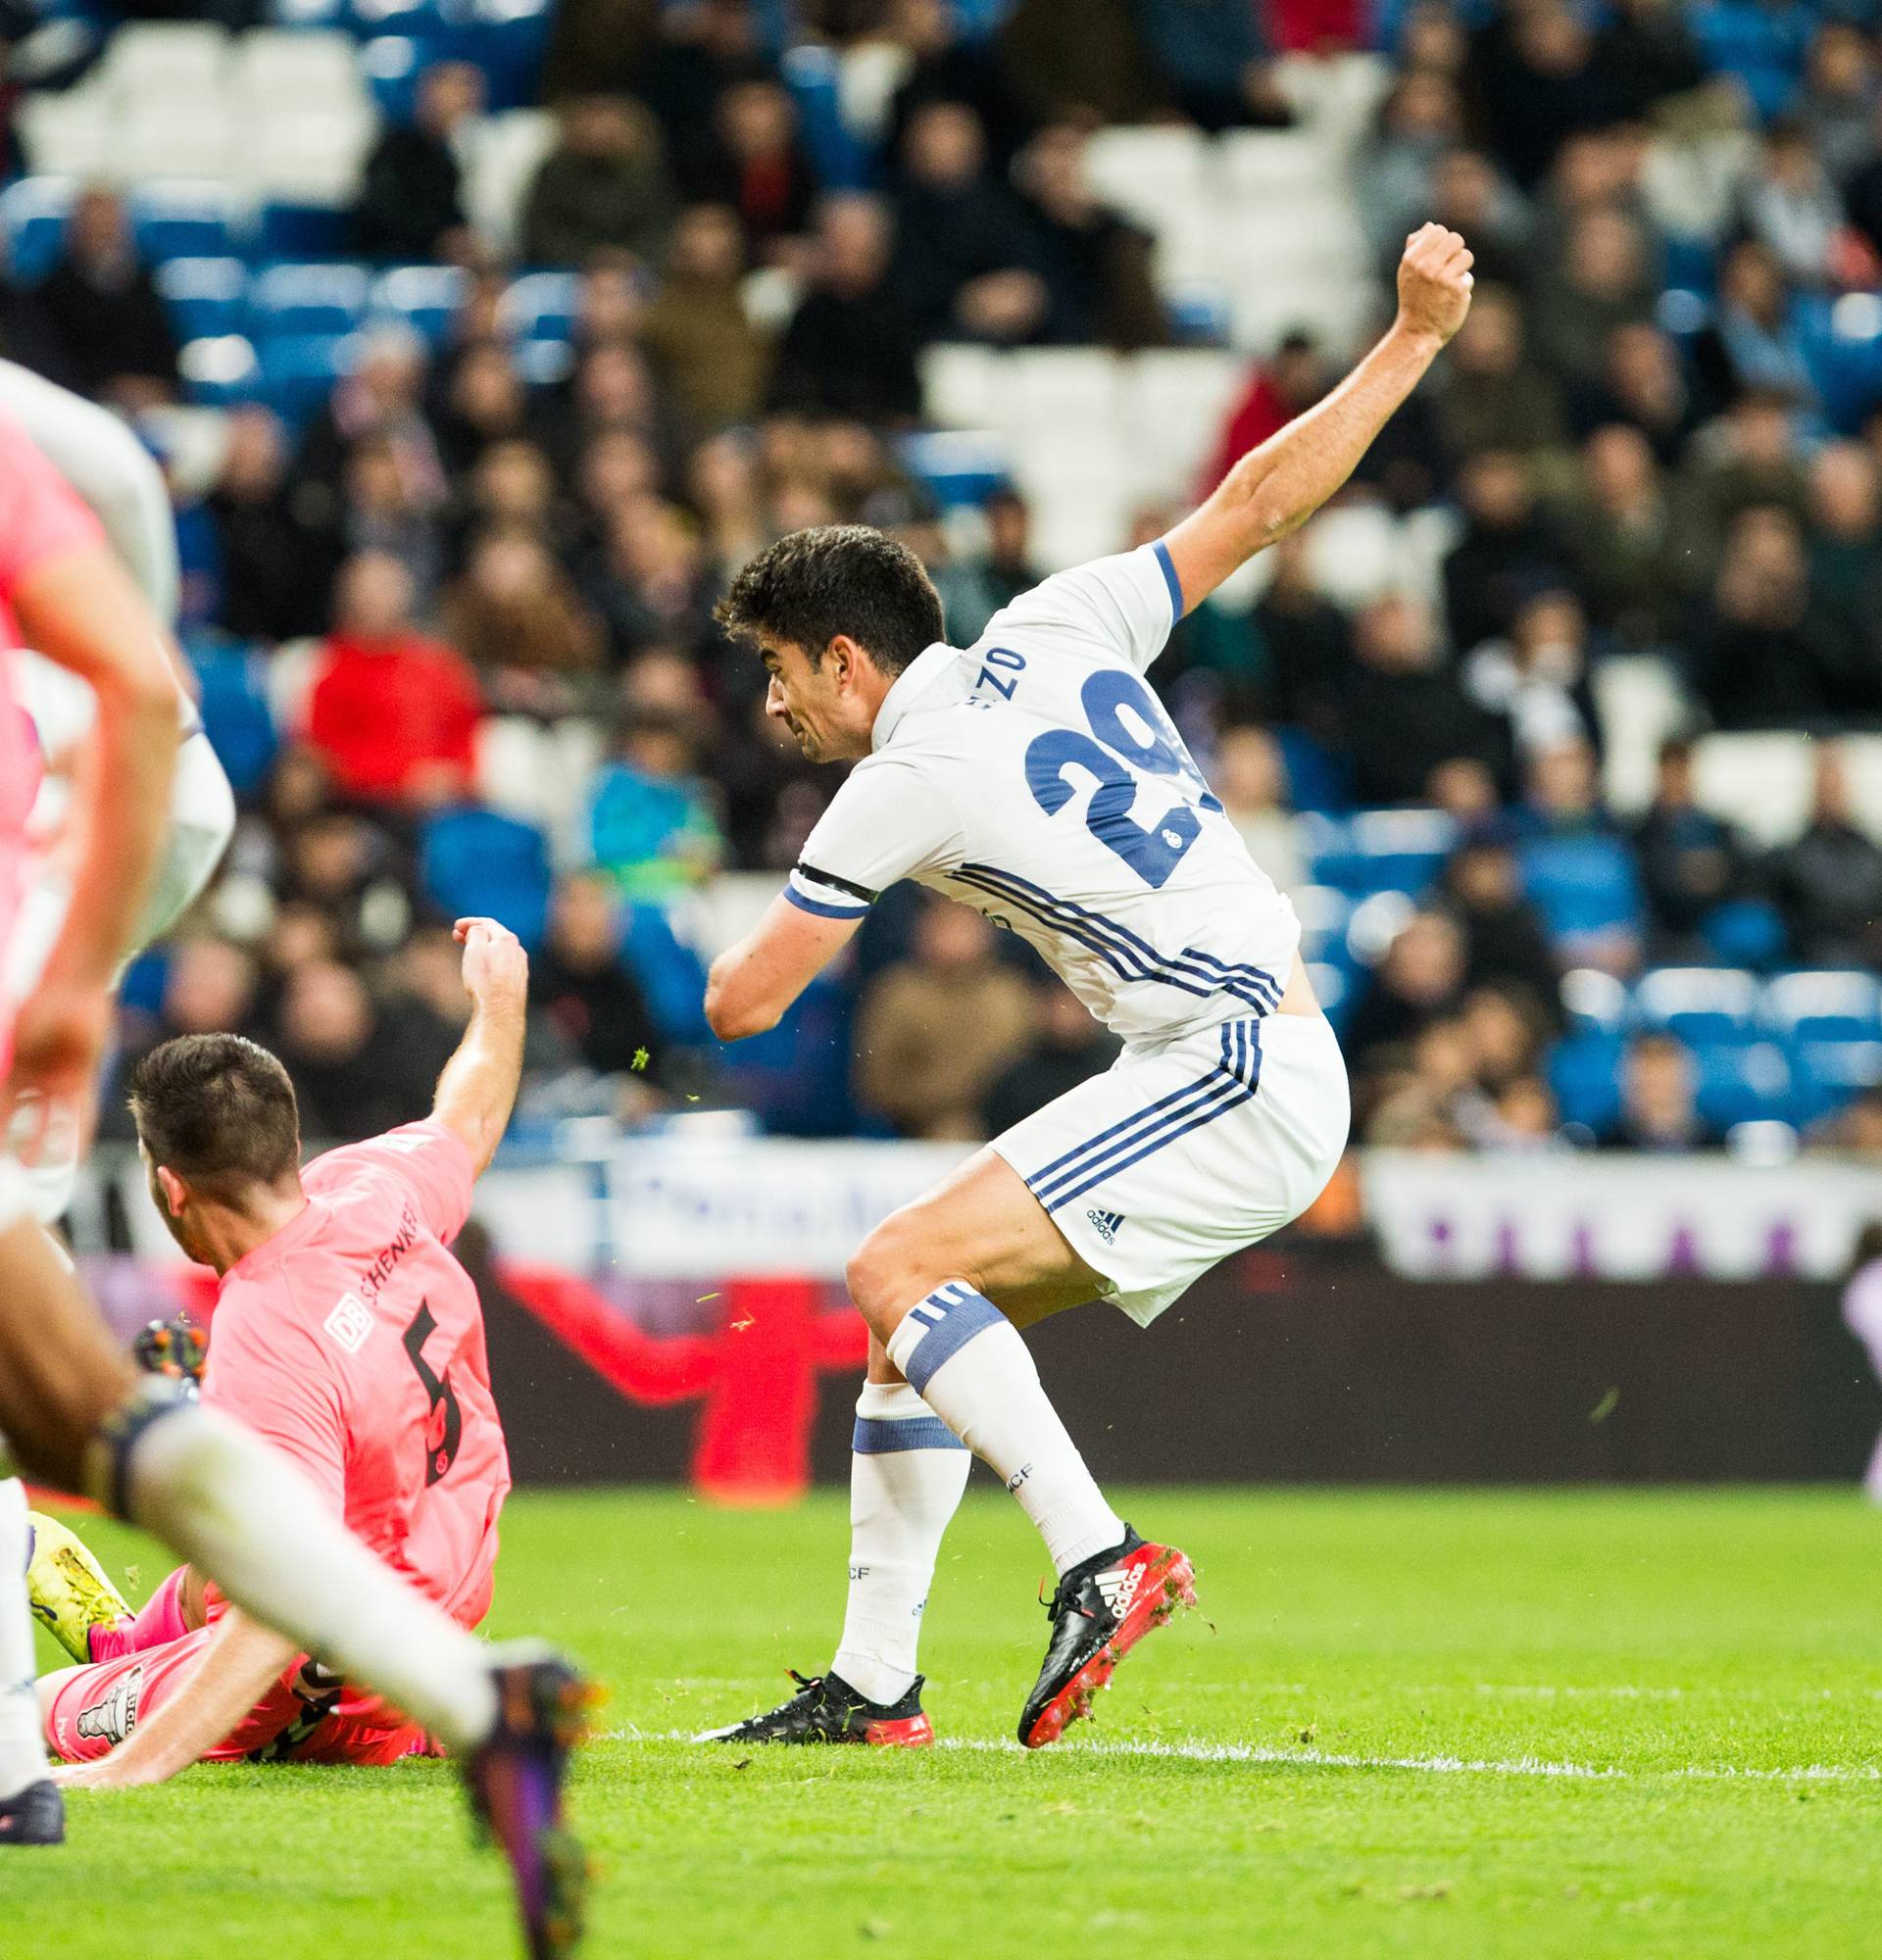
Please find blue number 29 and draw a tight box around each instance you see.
[1023,671,1220,889]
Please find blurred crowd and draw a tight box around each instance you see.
[7,0,1882,1158]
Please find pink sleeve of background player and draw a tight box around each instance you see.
[201,1292,349,1517]
[304,1119,478,1246]
[0,407,107,600]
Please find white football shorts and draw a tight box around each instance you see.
[991,1010,1350,1326]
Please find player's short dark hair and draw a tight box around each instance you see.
[127,1034,302,1195]
[715,524,945,676]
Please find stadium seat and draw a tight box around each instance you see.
[421,806,553,949]
[1003,349,1122,441]
[359,33,430,122]
[0,176,75,283]
[1517,832,1644,951]
[1790,1040,1882,1124]
[500,269,581,343]
[1083,126,1211,240]
[1634,966,1761,1047]
[258,200,355,259]
[461,109,558,255]
[1120,349,1246,499]
[130,181,241,266]
[370,262,469,341]
[1592,656,1692,817]
[177,333,264,407]
[249,261,371,338]
[1549,1028,1625,1136]
[120,101,239,184]
[1311,808,1456,897]
[99,21,229,94]
[897,429,1011,510]
[1689,731,1815,846]
[157,257,251,342]
[918,343,1012,429]
[1760,970,1882,1044]
[247,107,378,202]
[190,641,280,797]
[256,330,360,418]
[1692,1039,1792,1133]
[781,42,873,193]
[15,90,115,179]
[1560,966,1631,1034]
[234,28,372,114]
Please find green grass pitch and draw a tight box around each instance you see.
[10,1487,1882,1958]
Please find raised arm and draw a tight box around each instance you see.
[47,1608,300,1789]
[430,916,529,1177]
[705,895,861,1042]
[1162,223,1474,612]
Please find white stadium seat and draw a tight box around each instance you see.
[119,100,238,184]
[16,87,116,178]
[99,21,229,94]
[1689,730,1816,845]
[461,109,557,254]
[1834,732,1882,843]
[1595,656,1696,818]
[1082,126,1211,238]
[246,107,377,201]
[1215,129,1333,204]
[919,343,1013,430]
[233,28,371,114]
[1119,349,1247,500]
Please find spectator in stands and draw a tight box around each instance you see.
[1442,450,1569,656]
[1557,422,1700,653]
[293,324,444,520]
[335,434,444,607]
[274,809,414,963]
[639,205,769,441]
[1134,0,1291,132]
[1200,332,1328,497]
[1589,0,1709,122]
[528,871,665,1082]
[303,551,483,808]
[1739,120,1844,287]
[1469,0,1618,190]
[355,61,483,264]
[1768,744,1882,969]
[1804,440,1882,660]
[272,958,425,1143]
[1439,823,1563,1015]
[207,406,329,641]
[978,487,1040,616]
[441,525,606,716]
[1426,149,1531,292]
[454,438,576,562]
[1688,505,1863,728]
[101,940,264,1140]
[581,494,717,662]
[1795,24,1878,192]
[30,186,177,409]
[1600,1030,1718,1152]
[1343,590,1501,808]
[997,0,1163,127]
[521,95,677,271]
[889,99,1046,346]
[981,978,1121,1136]
[1631,738,1753,962]
[1568,320,1700,466]
[688,430,768,581]
[585,710,724,901]
[1687,390,1811,538]
[1691,240,1819,416]
[1843,94,1882,263]
[885,0,1034,168]
[768,195,922,423]
[1529,206,1658,388]
[685,76,818,263]
[1517,735,1645,975]
[633,0,773,187]
[1360,72,1467,265]
[1433,283,1567,464]
[1463,587,1596,766]
[1213,726,1304,898]
[1248,528,1352,744]
[1012,122,1169,350]
[435,339,532,478]
[854,899,1035,1139]
[1343,908,1468,1078]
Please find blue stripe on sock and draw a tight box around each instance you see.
[853,1415,968,1454]
[902,1288,1006,1395]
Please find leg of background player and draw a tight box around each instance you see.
[828,1366,969,1705]
[846,1149,1126,1576]
[0,1218,503,1747]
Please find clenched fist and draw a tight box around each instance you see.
[1396,222,1474,349]
[454,915,529,1011]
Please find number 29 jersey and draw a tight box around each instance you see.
[787,542,1302,1046]
[203,1120,511,1632]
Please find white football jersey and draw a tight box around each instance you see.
[788,543,1302,1045]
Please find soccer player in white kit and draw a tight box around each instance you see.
[703,225,1474,1750]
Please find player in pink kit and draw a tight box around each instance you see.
[0,407,589,1956]
[37,918,526,1774]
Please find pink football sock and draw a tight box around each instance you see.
[86,1566,188,1662]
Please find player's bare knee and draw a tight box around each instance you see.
[846,1213,944,1342]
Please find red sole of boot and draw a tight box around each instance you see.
[1021,1544,1199,1749]
[859,1712,935,1746]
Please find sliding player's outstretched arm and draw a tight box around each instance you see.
[1163,222,1474,612]
[430,917,530,1177]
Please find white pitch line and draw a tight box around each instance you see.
[936,1737,1882,1784]
[614,1728,1880,1783]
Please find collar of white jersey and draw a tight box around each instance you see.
[869,641,966,752]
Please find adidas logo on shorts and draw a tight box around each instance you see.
[1085,1208,1124,1245]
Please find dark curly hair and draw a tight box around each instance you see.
[715,524,945,676]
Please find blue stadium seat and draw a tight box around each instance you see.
[1791,1040,1882,1125]
[1635,966,1760,1047]
[897,430,1009,510]
[256,330,359,418]
[129,182,237,265]
[782,43,875,192]
[156,258,250,343]
[349,0,447,35]
[619,903,712,1045]
[500,270,581,343]
[371,263,468,342]
[1309,807,1454,898]
[360,33,430,122]
[1688,0,1814,122]
[714,973,859,1137]
[465,0,555,113]
[1699,897,1787,970]
[249,262,371,338]
[1761,969,1882,1045]
[1692,1039,1792,1133]
[1271,726,1350,815]
[1560,966,1630,1034]
[0,176,74,283]
[257,201,354,260]
[1517,832,1644,949]
[421,807,553,949]
[1549,1029,1625,1136]
[190,642,280,797]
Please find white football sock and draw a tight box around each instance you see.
[831,1382,969,1705]
[885,1283,1125,1578]
[90,1392,498,1752]
[0,1478,47,1799]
